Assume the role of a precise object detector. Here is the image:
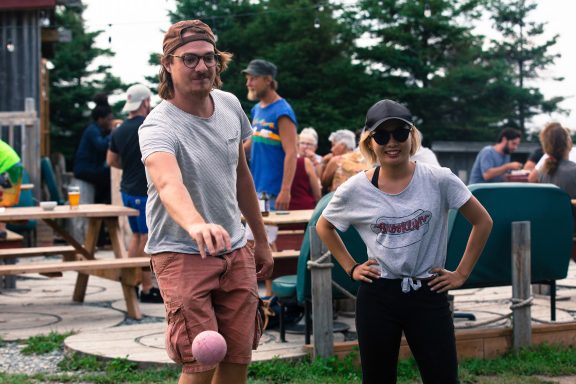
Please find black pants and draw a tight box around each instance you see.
[356,278,459,384]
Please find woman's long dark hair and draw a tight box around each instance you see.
[540,122,570,176]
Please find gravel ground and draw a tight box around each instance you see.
[0,341,65,375]
[0,305,164,376]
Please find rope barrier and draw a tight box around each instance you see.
[510,296,533,310]
[455,296,539,329]
[455,312,511,329]
[307,251,333,269]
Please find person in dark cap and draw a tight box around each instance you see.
[316,99,493,384]
[139,19,272,383]
[242,58,298,211]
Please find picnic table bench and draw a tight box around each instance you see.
[0,229,24,289]
[0,204,149,319]
[0,245,76,259]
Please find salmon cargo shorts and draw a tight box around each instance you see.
[151,246,263,374]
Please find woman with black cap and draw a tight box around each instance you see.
[316,99,493,383]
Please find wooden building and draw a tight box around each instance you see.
[0,0,62,196]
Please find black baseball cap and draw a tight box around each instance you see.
[364,99,413,132]
[242,59,277,79]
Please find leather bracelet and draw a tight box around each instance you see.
[348,263,361,281]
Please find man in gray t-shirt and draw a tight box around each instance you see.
[469,128,523,184]
[138,20,272,383]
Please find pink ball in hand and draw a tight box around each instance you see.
[192,330,227,365]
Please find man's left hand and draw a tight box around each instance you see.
[275,190,291,210]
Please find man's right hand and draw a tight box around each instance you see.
[187,223,232,259]
[508,161,523,170]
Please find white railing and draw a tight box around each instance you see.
[0,97,41,201]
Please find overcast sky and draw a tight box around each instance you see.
[83,0,575,134]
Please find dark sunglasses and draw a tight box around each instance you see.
[370,125,412,145]
[169,52,219,69]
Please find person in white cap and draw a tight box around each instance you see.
[106,84,161,303]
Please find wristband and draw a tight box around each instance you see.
[348,263,361,281]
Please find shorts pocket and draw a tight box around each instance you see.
[252,299,264,350]
[151,252,178,276]
[165,300,194,365]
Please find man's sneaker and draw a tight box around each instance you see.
[140,287,163,304]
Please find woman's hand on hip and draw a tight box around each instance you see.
[352,259,381,282]
[428,268,467,293]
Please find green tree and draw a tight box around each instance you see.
[158,0,376,152]
[487,0,564,134]
[354,0,527,141]
[49,5,124,162]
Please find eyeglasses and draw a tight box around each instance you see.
[371,125,412,145]
[169,53,219,69]
[299,142,315,147]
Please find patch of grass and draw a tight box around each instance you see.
[56,353,180,383]
[469,375,558,384]
[58,352,104,371]
[248,352,362,383]
[0,374,35,384]
[461,343,576,377]
[2,343,575,383]
[21,331,73,355]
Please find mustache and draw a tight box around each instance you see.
[192,70,213,80]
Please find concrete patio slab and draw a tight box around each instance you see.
[0,254,574,366]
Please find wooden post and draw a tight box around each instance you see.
[511,221,532,350]
[111,168,132,250]
[309,226,333,359]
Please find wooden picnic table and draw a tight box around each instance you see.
[0,204,149,319]
[261,210,314,226]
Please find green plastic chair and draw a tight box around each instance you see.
[40,157,65,205]
[445,183,574,320]
[272,193,368,342]
[7,168,37,246]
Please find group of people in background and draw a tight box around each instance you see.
[468,124,576,209]
[60,17,573,384]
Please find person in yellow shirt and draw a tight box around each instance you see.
[0,139,23,238]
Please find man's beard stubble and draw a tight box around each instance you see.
[247,87,268,102]
[247,89,258,101]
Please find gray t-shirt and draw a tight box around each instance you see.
[538,159,576,198]
[322,162,471,291]
[139,90,252,255]
[469,146,510,184]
